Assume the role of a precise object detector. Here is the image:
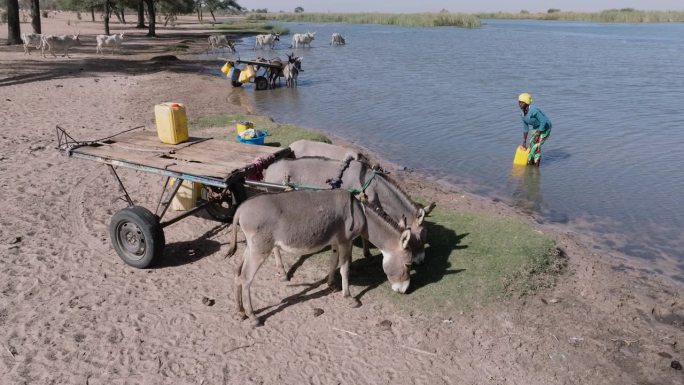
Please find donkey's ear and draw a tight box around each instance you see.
[416,208,425,225]
[424,202,436,215]
[400,229,411,249]
[399,215,407,229]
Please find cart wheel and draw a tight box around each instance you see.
[203,185,246,223]
[231,81,242,87]
[255,76,269,91]
[110,206,165,269]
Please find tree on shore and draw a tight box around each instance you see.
[144,0,155,36]
[6,0,21,44]
[204,0,243,22]
[30,0,41,33]
[136,0,146,28]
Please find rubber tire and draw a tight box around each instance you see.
[255,76,269,91]
[204,185,246,223]
[231,81,242,87]
[110,206,165,269]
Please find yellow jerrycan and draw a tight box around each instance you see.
[220,62,232,76]
[238,65,256,83]
[154,102,189,144]
[513,145,530,166]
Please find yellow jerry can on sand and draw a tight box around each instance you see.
[513,145,531,166]
[220,62,232,76]
[238,65,256,83]
[169,178,203,211]
[155,102,189,145]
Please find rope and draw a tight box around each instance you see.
[346,170,379,195]
[325,155,353,189]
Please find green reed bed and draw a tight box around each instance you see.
[248,12,482,28]
[477,9,684,23]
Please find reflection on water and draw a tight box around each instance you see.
[510,165,543,215]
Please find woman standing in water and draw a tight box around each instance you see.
[519,93,552,166]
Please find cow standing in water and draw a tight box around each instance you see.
[331,33,346,46]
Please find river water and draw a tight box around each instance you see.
[212,20,684,283]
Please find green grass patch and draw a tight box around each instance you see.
[477,9,684,23]
[191,114,330,147]
[346,206,558,314]
[214,20,289,35]
[250,12,482,29]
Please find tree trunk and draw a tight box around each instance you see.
[121,10,126,25]
[104,0,110,35]
[145,0,156,37]
[196,8,201,22]
[6,0,21,45]
[114,8,123,23]
[91,6,96,22]
[136,0,146,28]
[209,9,216,22]
[30,0,41,34]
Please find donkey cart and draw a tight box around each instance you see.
[221,58,290,91]
[56,126,291,268]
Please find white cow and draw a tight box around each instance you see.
[291,32,315,48]
[208,34,236,53]
[21,33,44,55]
[42,34,81,58]
[95,33,125,55]
[330,32,346,46]
[254,33,280,49]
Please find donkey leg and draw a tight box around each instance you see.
[327,245,339,290]
[234,247,249,319]
[362,238,372,258]
[239,247,270,327]
[339,243,361,308]
[273,248,288,281]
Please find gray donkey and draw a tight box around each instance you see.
[262,157,435,267]
[228,189,414,326]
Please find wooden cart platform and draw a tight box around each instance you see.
[57,125,292,268]
[63,129,290,188]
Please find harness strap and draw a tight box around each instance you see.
[346,170,379,194]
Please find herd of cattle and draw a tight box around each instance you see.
[251,31,346,50]
[230,139,435,325]
[20,32,124,57]
[20,30,345,58]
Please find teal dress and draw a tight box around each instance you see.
[522,105,552,163]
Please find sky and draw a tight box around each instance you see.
[244,1,684,13]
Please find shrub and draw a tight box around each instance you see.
[1,11,7,24]
[76,11,81,20]
[294,6,303,13]
[41,10,48,18]
[547,8,561,13]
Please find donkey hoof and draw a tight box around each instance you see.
[327,283,341,293]
[347,297,361,308]
[250,317,263,328]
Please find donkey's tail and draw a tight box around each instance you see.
[226,213,240,257]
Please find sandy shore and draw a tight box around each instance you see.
[1,14,682,384]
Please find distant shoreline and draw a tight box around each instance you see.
[249,9,684,27]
